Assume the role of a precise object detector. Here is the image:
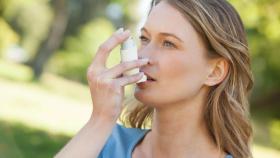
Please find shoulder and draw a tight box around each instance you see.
[98,123,150,158]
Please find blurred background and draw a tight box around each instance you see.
[0,0,279,157]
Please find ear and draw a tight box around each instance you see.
[204,58,229,86]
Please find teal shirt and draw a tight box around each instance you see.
[97,123,233,158]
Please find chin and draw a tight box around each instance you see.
[134,87,170,107]
[134,87,156,106]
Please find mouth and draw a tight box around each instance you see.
[146,74,156,81]
[136,71,157,88]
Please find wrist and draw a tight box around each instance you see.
[88,114,117,127]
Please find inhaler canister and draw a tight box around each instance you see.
[120,31,147,83]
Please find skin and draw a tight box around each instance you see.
[133,1,229,158]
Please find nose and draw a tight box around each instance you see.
[138,54,154,65]
[138,45,155,65]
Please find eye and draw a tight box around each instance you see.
[139,35,150,44]
[163,40,176,48]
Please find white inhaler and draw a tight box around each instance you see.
[120,31,147,83]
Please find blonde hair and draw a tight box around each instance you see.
[120,0,254,158]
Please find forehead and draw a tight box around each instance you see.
[144,1,196,42]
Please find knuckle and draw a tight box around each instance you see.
[87,67,95,80]
[87,66,98,80]
[86,72,92,81]
[127,75,138,82]
[104,81,118,92]
[113,34,123,43]
[95,78,107,88]
[101,78,115,88]
[120,63,130,70]
[96,76,106,85]
[129,60,141,67]
[98,44,109,53]
[86,66,91,75]
[87,65,94,74]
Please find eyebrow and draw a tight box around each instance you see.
[141,27,184,43]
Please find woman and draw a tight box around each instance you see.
[55,0,254,158]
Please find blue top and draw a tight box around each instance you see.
[97,123,233,158]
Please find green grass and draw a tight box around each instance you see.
[0,74,92,136]
[0,60,280,158]
[0,120,69,158]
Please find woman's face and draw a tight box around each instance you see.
[134,1,210,107]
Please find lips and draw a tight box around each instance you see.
[140,70,156,81]
[146,75,156,81]
[136,70,156,89]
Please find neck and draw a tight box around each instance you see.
[144,88,224,158]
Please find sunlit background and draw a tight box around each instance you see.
[0,0,279,157]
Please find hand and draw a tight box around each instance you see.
[87,29,149,123]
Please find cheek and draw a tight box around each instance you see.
[157,54,207,102]
[134,53,208,106]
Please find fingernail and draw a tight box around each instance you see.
[116,27,124,34]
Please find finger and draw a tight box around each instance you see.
[103,59,149,78]
[93,29,130,68]
[115,72,144,86]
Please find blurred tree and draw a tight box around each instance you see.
[0,0,53,58]
[30,0,136,79]
[0,18,19,56]
[46,0,141,83]
[0,0,6,16]
[30,0,68,79]
[47,18,115,83]
[1,0,138,79]
[230,0,280,106]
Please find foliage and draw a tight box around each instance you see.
[230,0,280,102]
[270,121,280,149]
[47,18,120,83]
[0,18,19,56]
[1,0,53,57]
